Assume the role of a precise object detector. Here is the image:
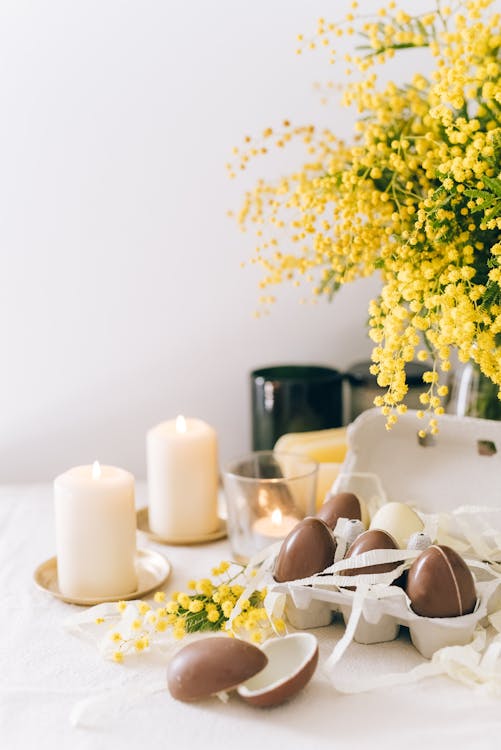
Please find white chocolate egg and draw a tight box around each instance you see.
[369,502,423,548]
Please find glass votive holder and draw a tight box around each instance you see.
[222,451,318,564]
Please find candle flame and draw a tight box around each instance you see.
[92,460,101,480]
[271,508,283,526]
[176,415,187,433]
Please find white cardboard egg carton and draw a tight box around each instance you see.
[276,570,501,659]
[270,409,501,659]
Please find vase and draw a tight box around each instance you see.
[250,365,343,450]
[447,361,501,421]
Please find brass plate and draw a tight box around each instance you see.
[136,507,227,545]
[33,548,171,606]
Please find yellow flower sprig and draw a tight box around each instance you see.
[230,0,501,432]
[96,561,286,663]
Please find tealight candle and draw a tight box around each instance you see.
[54,462,137,599]
[147,416,219,539]
[253,508,299,548]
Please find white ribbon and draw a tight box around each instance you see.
[64,601,182,661]
[325,583,369,672]
[263,590,288,633]
[226,544,279,629]
[423,505,501,562]
[279,548,420,590]
[328,625,501,697]
[333,517,350,562]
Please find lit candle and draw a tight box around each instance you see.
[54,462,137,599]
[147,416,219,539]
[253,507,299,548]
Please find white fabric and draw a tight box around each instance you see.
[2,483,501,750]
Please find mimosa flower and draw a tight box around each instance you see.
[230,0,501,431]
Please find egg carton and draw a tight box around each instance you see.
[338,408,501,518]
[272,570,501,659]
[269,410,501,658]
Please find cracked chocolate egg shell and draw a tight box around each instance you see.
[317,491,368,530]
[273,517,336,583]
[167,637,267,702]
[344,529,400,578]
[406,544,477,618]
[237,633,318,707]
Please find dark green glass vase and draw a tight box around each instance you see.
[251,364,343,450]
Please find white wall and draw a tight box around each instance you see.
[0,0,427,482]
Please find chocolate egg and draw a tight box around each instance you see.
[317,491,368,530]
[406,544,477,618]
[369,502,423,548]
[237,633,318,707]
[273,517,336,583]
[343,529,400,578]
[167,637,267,702]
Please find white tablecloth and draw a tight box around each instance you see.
[2,482,501,750]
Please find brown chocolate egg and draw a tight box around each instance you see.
[406,544,477,618]
[237,633,318,707]
[167,637,267,702]
[343,529,400,578]
[273,517,336,583]
[317,492,364,530]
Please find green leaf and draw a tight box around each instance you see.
[470,197,498,213]
[480,281,501,311]
[485,203,501,221]
[482,175,501,197]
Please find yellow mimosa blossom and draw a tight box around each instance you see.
[231,0,501,431]
[176,593,191,610]
[106,560,277,663]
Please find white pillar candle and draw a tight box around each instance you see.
[147,416,219,539]
[54,462,137,599]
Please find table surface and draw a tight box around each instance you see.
[2,482,501,750]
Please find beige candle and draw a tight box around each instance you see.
[54,462,137,599]
[147,416,219,539]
